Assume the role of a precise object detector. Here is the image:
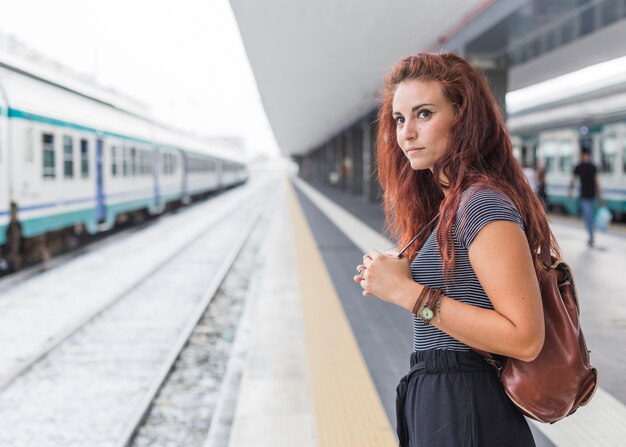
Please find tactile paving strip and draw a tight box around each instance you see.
[288,183,397,446]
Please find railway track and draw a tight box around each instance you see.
[0,180,277,447]
[0,180,265,392]
[125,188,276,447]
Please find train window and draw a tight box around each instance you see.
[558,140,573,173]
[111,146,118,177]
[601,136,618,173]
[42,133,56,178]
[131,147,137,176]
[63,135,74,178]
[80,139,89,178]
[122,147,128,177]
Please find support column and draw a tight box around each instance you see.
[351,125,364,195]
[336,134,346,190]
[362,114,381,203]
[315,147,324,183]
[326,141,334,185]
[344,129,354,192]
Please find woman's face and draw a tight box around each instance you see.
[392,79,456,172]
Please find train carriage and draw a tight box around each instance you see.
[0,56,247,270]
[508,75,626,219]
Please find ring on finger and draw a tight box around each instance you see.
[358,267,365,278]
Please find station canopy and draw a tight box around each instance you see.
[230,0,626,156]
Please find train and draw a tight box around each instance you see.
[0,55,247,271]
[507,67,626,220]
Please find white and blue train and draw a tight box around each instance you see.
[507,69,626,219]
[0,57,247,267]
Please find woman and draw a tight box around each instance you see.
[353,53,559,446]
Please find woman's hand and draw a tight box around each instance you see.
[353,250,414,306]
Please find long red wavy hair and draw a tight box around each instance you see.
[376,52,559,282]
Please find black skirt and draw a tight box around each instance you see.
[396,349,536,447]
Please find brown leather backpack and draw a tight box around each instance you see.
[476,245,599,424]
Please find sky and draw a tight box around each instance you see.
[0,0,280,156]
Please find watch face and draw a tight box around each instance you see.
[420,307,434,321]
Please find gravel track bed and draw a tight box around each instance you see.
[130,194,276,447]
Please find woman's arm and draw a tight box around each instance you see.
[429,220,544,361]
[358,220,545,362]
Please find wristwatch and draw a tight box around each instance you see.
[418,288,442,325]
[419,304,435,322]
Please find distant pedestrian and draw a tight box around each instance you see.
[568,149,603,247]
[354,52,556,446]
[536,162,547,210]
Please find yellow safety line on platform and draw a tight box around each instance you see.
[288,183,397,447]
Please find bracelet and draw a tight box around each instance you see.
[435,297,442,325]
[413,286,442,325]
[412,286,430,316]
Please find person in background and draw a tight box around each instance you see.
[536,162,547,210]
[353,52,557,446]
[568,148,603,247]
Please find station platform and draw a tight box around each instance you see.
[216,175,626,447]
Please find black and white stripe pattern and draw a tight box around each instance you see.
[410,187,525,352]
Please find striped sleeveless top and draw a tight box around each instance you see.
[410,187,525,352]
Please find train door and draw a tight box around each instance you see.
[0,98,9,246]
[152,149,161,209]
[95,138,106,222]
